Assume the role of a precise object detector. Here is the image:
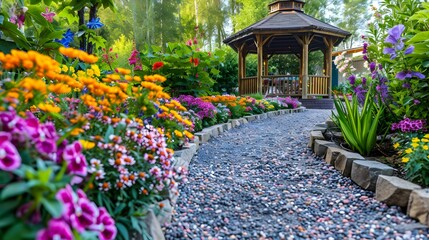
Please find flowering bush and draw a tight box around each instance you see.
[276,97,302,109]
[0,109,116,239]
[395,135,429,187]
[175,95,218,127]
[0,47,192,239]
[131,41,224,97]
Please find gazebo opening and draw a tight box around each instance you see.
[223,0,351,103]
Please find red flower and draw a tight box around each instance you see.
[152,61,164,70]
[190,58,199,67]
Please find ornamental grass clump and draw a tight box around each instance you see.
[332,86,384,156]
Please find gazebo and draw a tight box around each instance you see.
[223,0,351,101]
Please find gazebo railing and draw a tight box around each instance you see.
[308,75,329,96]
[262,75,301,97]
[239,76,258,95]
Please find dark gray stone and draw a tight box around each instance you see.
[351,160,395,191]
[308,131,325,149]
[313,139,338,157]
[325,146,344,166]
[334,151,365,177]
[376,175,421,207]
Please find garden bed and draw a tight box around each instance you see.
[309,119,429,226]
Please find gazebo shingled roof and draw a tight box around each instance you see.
[223,0,351,100]
[224,5,351,54]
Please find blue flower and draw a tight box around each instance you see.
[396,70,425,80]
[385,24,405,46]
[404,45,414,55]
[55,29,74,47]
[87,18,104,29]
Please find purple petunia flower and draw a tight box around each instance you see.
[62,141,87,177]
[396,70,425,80]
[94,207,117,240]
[391,118,426,133]
[0,132,21,171]
[36,218,74,240]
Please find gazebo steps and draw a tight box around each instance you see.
[300,98,334,109]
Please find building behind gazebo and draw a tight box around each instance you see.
[223,0,351,108]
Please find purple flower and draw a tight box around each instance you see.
[0,132,21,171]
[94,207,117,240]
[414,99,420,105]
[391,118,426,132]
[376,83,389,102]
[348,75,356,85]
[383,24,406,59]
[396,70,425,80]
[56,185,99,232]
[34,122,58,156]
[63,141,87,177]
[402,82,411,89]
[404,45,414,55]
[37,219,74,240]
[369,62,376,72]
[354,85,367,105]
[385,24,405,46]
[362,77,367,85]
[363,55,368,61]
[362,42,368,54]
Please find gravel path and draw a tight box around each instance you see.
[165,109,429,239]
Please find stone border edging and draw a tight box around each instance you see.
[309,119,429,227]
[144,107,307,239]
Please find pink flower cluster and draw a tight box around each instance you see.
[277,97,301,109]
[0,109,87,178]
[391,118,426,133]
[37,185,116,240]
[175,95,217,119]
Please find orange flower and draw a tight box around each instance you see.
[38,103,61,113]
[190,57,199,67]
[152,61,164,70]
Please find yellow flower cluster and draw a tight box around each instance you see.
[400,134,429,163]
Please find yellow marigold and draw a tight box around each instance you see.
[411,143,419,148]
[141,81,163,92]
[20,77,47,94]
[61,65,69,72]
[79,140,95,150]
[184,130,194,139]
[174,130,183,138]
[144,74,166,83]
[424,145,429,151]
[49,83,72,95]
[405,148,413,154]
[133,76,142,82]
[393,142,400,149]
[116,68,131,75]
[38,103,61,113]
[71,128,84,136]
[402,157,409,163]
[86,69,95,77]
[412,137,420,143]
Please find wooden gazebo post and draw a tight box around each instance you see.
[256,35,264,94]
[324,37,334,98]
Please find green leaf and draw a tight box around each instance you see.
[0,200,20,217]
[1,182,30,200]
[104,125,114,142]
[0,15,4,24]
[116,222,129,240]
[3,222,26,240]
[0,172,12,185]
[0,215,17,228]
[409,31,429,43]
[41,198,63,218]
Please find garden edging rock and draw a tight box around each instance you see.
[309,117,429,227]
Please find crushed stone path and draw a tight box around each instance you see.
[165,109,429,239]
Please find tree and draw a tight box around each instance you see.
[337,0,371,48]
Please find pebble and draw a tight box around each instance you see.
[165,110,429,239]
